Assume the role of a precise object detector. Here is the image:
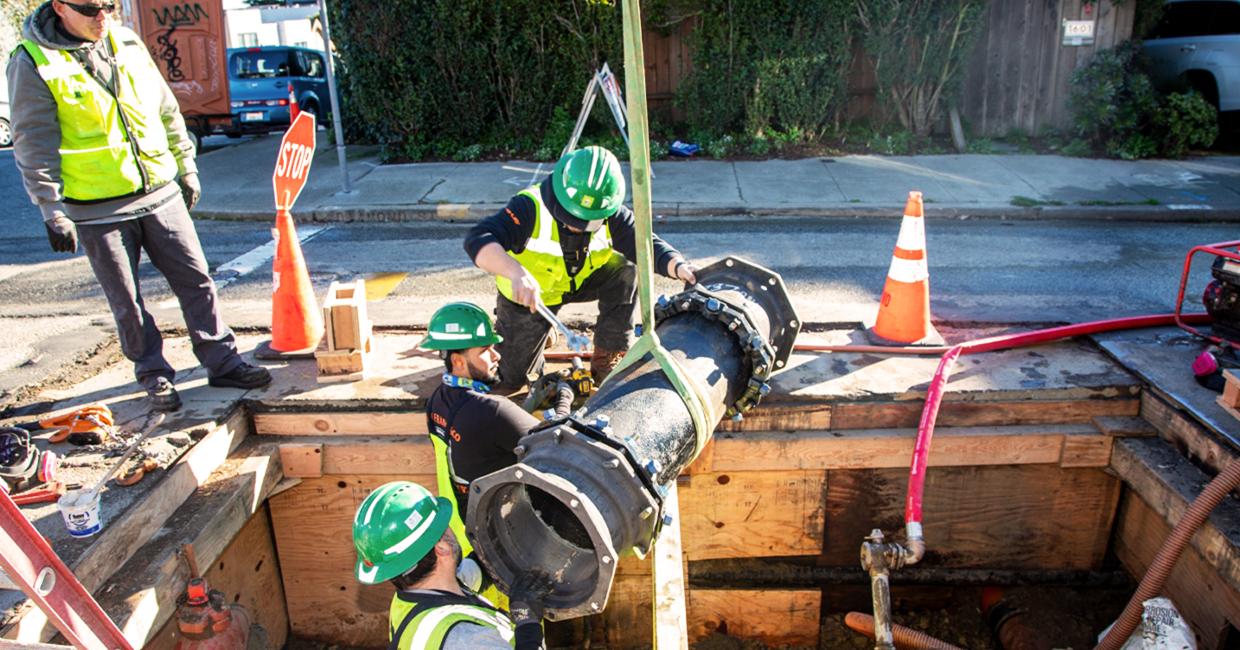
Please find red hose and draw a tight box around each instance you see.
[904,313,1211,527]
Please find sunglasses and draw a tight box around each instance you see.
[59,1,116,17]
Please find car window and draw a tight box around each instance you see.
[231,50,293,79]
[1149,1,1240,38]
[293,51,325,78]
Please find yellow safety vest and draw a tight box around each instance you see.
[19,26,179,202]
[496,185,614,307]
[388,591,514,650]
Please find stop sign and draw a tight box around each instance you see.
[272,111,317,212]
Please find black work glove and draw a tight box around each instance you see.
[508,570,552,625]
[177,172,201,211]
[45,216,78,253]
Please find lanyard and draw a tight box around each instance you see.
[441,373,491,393]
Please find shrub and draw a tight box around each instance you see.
[1157,91,1219,158]
[674,0,854,141]
[1068,42,1218,159]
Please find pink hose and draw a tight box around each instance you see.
[903,313,1211,528]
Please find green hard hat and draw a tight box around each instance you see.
[552,146,626,222]
[353,481,452,585]
[419,302,503,351]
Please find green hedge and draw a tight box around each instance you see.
[328,0,985,160]
[327,0,623,161]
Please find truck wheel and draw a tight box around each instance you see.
[187,129,200,153]
[0,118,11,148]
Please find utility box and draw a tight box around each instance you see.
[125,0,232,147]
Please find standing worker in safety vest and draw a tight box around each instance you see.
[353,480,551,649]
[418,301,574,597]
[466,145,699,394]
[7,0,271,411]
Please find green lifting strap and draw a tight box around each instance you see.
[610,0,713,461]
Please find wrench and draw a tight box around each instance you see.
[534,302,591,352]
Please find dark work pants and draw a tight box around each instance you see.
[78,201,242,389]
[493,255,637,394]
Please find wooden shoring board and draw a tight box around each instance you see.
[679,470,827,561]
[1141,391,1237,476]
[143,504,288,650]
[1114,491,1240,650]
[652,483,688,650]
[94,442,284,648]
[828,396,1139,430]
[253,411,427,436]
[3,407,251,644]
[701,424,1106,473]
[268,474,434,646]
[821,465,1122,570]
[1110,437,1240,597]
[687,589,821,648]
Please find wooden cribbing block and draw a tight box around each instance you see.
[315,330,373,383]
[1218,370,1240,421]
[322,279,368,351]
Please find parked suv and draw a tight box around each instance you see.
[1142,0,1240,113]
[227,46,329,134]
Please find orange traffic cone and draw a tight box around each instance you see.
[288,82,300,122]
[866,191,944,346]
[269,210,322,353]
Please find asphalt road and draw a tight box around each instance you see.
[2,143,1237,398]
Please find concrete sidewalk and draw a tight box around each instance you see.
[194,132,1240,222]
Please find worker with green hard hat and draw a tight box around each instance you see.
[465,145,698,394]
[418,301,575,606]
[352,480,551,649]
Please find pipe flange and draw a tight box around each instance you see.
[654,286,776,416]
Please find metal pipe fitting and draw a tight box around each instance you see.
[860,529,898,650]
[467,257,799,620]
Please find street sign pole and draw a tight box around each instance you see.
[317,0,353,195]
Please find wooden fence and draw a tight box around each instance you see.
[638,0,1136,137]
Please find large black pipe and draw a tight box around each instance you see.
[468,257,799,620]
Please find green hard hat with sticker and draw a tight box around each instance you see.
[419,302,503,351]
[552,146,626,222]
[352,481,452,584]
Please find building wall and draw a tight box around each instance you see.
[223,0,318,50]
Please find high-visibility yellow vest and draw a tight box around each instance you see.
[19,25,179,202]
[496,185,614,306]
[388,591,514,650]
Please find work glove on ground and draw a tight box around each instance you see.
[178,172,201,211]
[45,216,78,253]
[508,570,553,625]
[522,372,561,413]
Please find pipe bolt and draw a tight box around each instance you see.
[644,459,660,476]
[602,556,612,565]
[514,470,524,479]
[591,602,600,611]
[662,514,674,526]
[592,415,610,428]
[706,298,721,312]
[513,445,526,456]
[570,498,579,509]
[603,459,620,469]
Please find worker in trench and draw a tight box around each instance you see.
[418,301,575,604]
[465,145,699,394]
[353,480,551,649]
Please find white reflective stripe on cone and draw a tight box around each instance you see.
[886,256,930,283]
[895,216,927,251]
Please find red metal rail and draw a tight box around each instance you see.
[1174,239,1240,347]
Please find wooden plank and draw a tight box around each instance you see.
[706,425,1078,472]
[1091,415,1156,437]
[144,505,289,650]
[1219,369,1240,410]
[717,403,830,432]
[687,589,821,648]
[652,484,688,650]
[830,397,1138,430]
[1110,438,1240,597]
[279,443,324,478]
[322,436,434,475]
[679,470,825,560]
[322,279,367,351]
[6,407,253,644]
[253,411,427,436]
[821,465,1120,570]
[1141,392,1234,476]
[1060,428,1113,468]
[95,443,283,648]
[269,474,434,646]
[1114,492,1240,650]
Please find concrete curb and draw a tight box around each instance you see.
[193,203,1240,223]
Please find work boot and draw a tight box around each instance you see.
[590,349,626,385]
[208,363,272,389]
[146,377,182,412]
